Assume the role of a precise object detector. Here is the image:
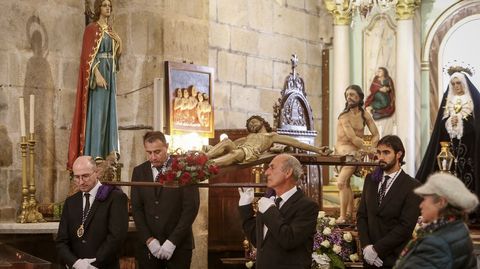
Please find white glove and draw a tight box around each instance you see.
[73,258,97,269]
[373,257,383,267]
[363,245,378,265]
[238,188,254,206]
[147,238,161,258]
[257,197,275,213]
[158,239,176,260]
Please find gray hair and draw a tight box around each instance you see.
[280,154,303,181]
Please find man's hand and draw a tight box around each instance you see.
[362,245,378,265]
[238,187,254,206]
[73,258,97,269]
[158,240,176,260]
[257,197,275,213]
[373,257,383,267]
[147,238,161,258]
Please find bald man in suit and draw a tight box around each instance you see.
[56,156,129,269]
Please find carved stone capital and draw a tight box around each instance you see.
[396,0,421,20]
[324,0,352,25]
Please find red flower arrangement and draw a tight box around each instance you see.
[158,151,219,186]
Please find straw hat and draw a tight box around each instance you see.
[415,172,479,212]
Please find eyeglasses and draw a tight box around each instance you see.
[73,174,92,182]
[451,81,462,86]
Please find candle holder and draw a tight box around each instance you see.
[437,141,455,173]
[17,136,30,223]
[251,165,264,194]
[27,133,45,222]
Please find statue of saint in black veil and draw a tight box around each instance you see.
[416,69,480,219]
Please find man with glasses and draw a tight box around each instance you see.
[56,156,128,269]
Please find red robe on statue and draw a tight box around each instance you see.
[67,23,102,170]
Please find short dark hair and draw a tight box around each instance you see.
[143,131,167,145]
[246,115,273,133]
[378,135,405,165]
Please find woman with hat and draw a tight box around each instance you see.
[394,172,478,268]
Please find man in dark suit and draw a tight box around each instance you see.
[131,131,200,269]
[357,135,421,268]
[56,156,129,269]
[238,153,319,269]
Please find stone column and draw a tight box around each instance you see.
[324,1,352,141]
[395,0,420,175]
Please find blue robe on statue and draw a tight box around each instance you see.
[84,33,119,159]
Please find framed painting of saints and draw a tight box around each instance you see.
[165,61,215,138]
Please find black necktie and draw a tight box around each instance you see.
[378,175,391,205]
[275,197,282,208]
[155,167,162,182]
[83,193,90,218]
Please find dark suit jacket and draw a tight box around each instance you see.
[56,188,129,269]
[357,170,421,267]
[238,189,319,269]
[131,161,200,255]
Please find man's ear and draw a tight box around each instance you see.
[285,168,293,179]
[396,151,403,161]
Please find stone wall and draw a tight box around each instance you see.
[0,0,332,268]
[209,0,332,137]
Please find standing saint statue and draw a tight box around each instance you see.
[67,0,122,169]
[335,85,379,223]
[416,68,480,222]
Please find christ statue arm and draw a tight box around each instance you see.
[271,133,328,154]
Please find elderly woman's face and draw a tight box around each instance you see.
[450,77,465,96]
[419,195,441,223]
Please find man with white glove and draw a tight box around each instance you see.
[131,131,200,269]
[356,136,421,268]
[56,156,129,269]
[363,245,383,267]
[157,240,176,260]
[72,258,97,269]
[238,154,319,269]
[147,238,162,258]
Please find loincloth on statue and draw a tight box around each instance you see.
[238,145,262,162]
[333,152,362,177]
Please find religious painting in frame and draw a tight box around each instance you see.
[165,61,215,138]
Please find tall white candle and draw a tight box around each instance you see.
[29,94,35,134]
[19,97,26,137]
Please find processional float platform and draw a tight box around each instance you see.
[102,153,379,188]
